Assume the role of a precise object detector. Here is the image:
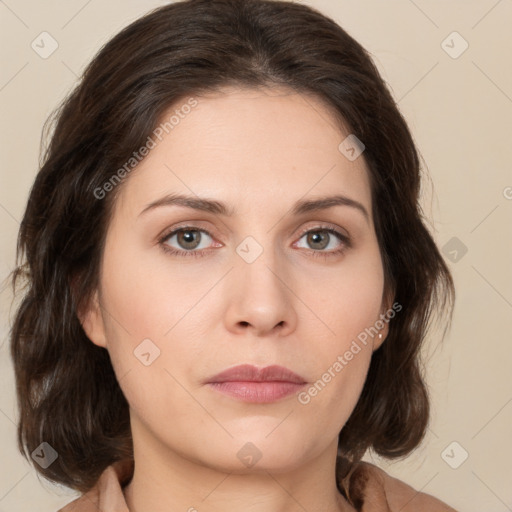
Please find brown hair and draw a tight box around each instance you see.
[9,0,455,506]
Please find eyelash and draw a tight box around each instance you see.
[158,224,352,260]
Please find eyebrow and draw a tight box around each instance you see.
[138,193,370,223]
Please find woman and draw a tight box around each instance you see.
[9,0,457,510]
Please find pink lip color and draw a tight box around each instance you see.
[205,364,307,403]
[207,381,306,403]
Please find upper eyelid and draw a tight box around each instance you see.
[159,222,350,244]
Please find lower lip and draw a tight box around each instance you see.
[207,381,307,403]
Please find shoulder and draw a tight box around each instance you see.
[56,460,133,512]
[56,490,99,512]
[356,461,458,512]
[56,479,103,512]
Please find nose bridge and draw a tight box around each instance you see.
[226,229,296,335]
[232,205,281,269]
[236,231,286,301]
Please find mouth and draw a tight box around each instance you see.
[205,364,308,403]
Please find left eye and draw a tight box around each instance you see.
[295,228,347,252]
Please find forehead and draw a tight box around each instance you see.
[114,86,373,222]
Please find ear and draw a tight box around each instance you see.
[372,288,395,352]
[77,289,108,348]
[372,322,388,352]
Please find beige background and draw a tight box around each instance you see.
[1,0,511,510]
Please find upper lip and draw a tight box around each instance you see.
[205,364,307,384]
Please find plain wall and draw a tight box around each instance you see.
[1,1,511,510]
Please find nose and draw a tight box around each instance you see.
[223,254,297,337]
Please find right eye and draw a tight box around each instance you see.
[159,226,220,258]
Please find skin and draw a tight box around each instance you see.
[80,86,392,512]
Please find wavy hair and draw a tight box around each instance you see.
[9,0,455,507]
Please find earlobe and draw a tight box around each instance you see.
[77,289,107,348]
[373,292,394,351]
[373,330,387,352]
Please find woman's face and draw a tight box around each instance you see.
[81,86,391,474]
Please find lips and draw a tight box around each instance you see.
[205,364,308,403]
[205,364,307,384]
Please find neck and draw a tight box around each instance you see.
[123,422,355,512]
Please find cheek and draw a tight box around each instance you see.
[299,244,385,348]
[291,248,383,419]
[100,236,206,342]
[294,268,380,433]
[97,240,211,412]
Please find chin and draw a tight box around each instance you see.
[192,434,313,474]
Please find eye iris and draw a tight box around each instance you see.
[178,230,201,249]
[308,231,329,250]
